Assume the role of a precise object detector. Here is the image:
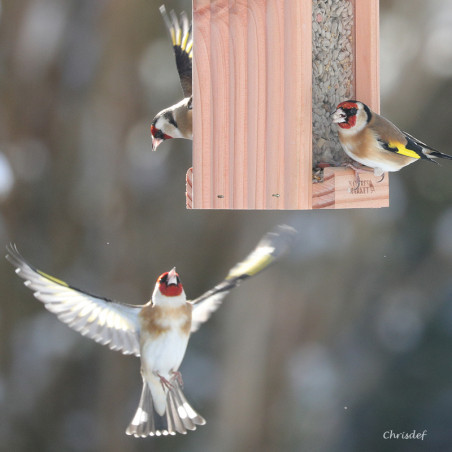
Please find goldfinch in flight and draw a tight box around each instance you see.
[6,225,295,437]
[332,100,452,179]
[150,6,193,151]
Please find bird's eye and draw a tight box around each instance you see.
[349,107,357,116]
[155,129,165,140]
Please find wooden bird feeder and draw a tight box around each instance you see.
[187,0,388,210]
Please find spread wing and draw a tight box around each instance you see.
[6,244,141,356]
[190,225,297,332]
[160,5,192,98]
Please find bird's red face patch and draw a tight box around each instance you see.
[157,270,183,297]
[335,101,358,129]
[337,101,358,111]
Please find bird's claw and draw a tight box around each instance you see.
[344,163,364,189]
[171,371,184,388]
[155,371,184,390]
[156,372,174,390]
[376,173,385,183]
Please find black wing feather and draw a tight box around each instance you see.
[160,5,192,98]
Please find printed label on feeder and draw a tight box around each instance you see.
[348,179,376,195]
[331,168,389,209]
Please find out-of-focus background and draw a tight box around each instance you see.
[1,0,452,451]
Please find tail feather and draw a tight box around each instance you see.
[126,379,156,437]
[403,131,452,162]
[169,389,193,432]
[166,393,182,434]
[165,380,206,434]
[166,390,188,434]
[172,383,206,427]
[126,378,205,437]
[426,150,452,160]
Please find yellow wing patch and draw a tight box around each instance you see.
[226,248,275,280]
[387,141,420,159]
[37,269,69,287]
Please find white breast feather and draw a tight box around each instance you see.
[141,328,189,377]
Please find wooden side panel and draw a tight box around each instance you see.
[192,0,312,210]
[247,0,267,208]
[354,0,380,113]
[265,0,285,209]
[230,0,248,208]
[210,2,230,207]
[192,0,212,208]
[284,0,312,209]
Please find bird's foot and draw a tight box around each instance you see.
[373,168,385,183]
[171,371,184,388]
[155,372,174,390]
[343,163,373,190]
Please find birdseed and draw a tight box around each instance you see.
[312,0,354,181]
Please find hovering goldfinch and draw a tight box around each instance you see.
[151,6,193,151]
[6,225,295,437]
[332,100,452,179]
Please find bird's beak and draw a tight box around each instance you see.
[331,108,346,124]
[167,267,178,285]
[152,137,163,151]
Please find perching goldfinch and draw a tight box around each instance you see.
[150,6,193,151]
[332,100,452,178]
[6,225,295,437]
